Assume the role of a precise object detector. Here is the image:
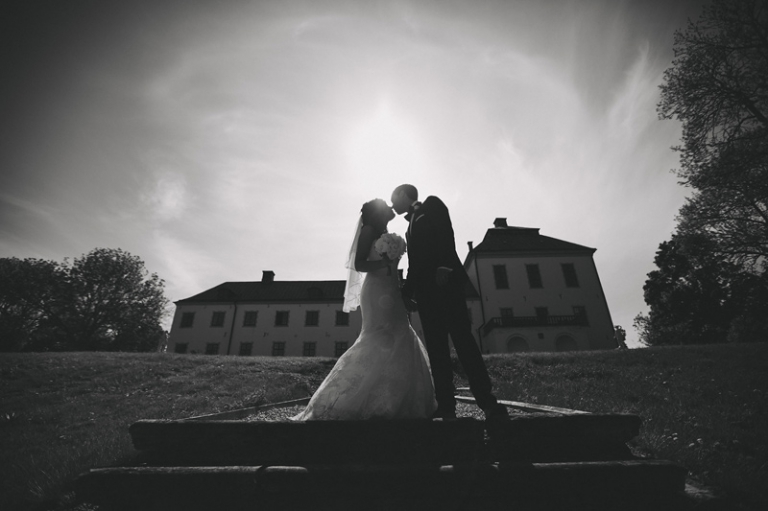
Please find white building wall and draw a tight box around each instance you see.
[466,253,615,353]
[167,298,486,357]
[168,302,364,357]
[168,303,237,354]
[231,302,363,357]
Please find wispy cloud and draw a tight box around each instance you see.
[142,173,189,222]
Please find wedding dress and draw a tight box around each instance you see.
[293,242,437,420]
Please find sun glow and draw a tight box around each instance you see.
[344,101,427,197]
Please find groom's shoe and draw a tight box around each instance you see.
[484,404,510,423]
[432,409,458,421]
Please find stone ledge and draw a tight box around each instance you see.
[76,460,689,511]
[130,413,641,464]
[130,417,485,465]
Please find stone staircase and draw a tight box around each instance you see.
[75,398,694,510]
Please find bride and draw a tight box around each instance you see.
[293,199,437,420]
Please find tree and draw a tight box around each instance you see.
[636,231,768,345]
[676,175,768,266]
[614,325,628,349]
[62,248,169,351]
[725,269,768,342]
[658,0,768,268]
[638,233,738,345]
[0,248,169,351]
[0,257,67,352]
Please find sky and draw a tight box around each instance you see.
[1,0,709,348]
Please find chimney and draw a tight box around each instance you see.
[262,270,275,283]
[494,218,508,228]
[467,241,474,252]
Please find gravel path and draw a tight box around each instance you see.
[244,401,523,421]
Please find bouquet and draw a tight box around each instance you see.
[374,232,406,275]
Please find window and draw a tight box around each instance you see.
[334,342,349,357]
[272,342,286,356]
[275,311,289,326]
[500,307,514,317]
[493,265,509,289]
[205,343,219,355]
[562,263,580,287]
[573,306,589,325]
[243,311,258,327]
[210,311,226,327]
[305,310,319,326]
[303,342,316,356]
[174,343,188,354]
[535,307,548,323]
[239,342,253,356]
[335,311,349,326]
[180,312,195,328]
[526,264,543,288]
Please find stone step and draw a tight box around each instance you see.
[131,417,485,465]
[130,414,640,465]
[75,460,690,511]
[487,413,641,462]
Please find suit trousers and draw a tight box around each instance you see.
[417,283,498,412]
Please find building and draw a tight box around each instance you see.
[167,219,617,356]
[167,271,363,357]
[465,218,616,353]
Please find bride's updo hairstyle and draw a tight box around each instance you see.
[361,198,393,231]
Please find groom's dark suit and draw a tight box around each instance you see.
[403,196,500,415]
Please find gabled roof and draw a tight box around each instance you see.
[176,277,479,304]
[471,224,595,255]
[176,280,347,304]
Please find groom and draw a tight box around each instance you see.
[391,184,508,422]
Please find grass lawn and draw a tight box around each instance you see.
[1,343,766,510]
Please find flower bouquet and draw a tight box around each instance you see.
[374,232,406,275]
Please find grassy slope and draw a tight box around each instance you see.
[1,343,766,510]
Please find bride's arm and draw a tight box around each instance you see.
[354,225,389,273]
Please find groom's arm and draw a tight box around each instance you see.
[421,197,460,273]
[407,198,457,287]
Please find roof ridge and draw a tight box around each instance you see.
[472,226,595,254]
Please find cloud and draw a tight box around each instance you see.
[143,173,189,222]
[607,40,661,138]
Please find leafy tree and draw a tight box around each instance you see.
[657,0,768,268]
[0,248,169,351]
[632,314,655,347]
[614,325,628,349]
[725,270,768,342]
[638,233,737,345]
[676,175,768,267]
[0,258,67,351]
[636,232,768,345]
[61,248,169,351]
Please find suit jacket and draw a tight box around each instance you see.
[404,196,468,300]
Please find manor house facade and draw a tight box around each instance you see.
[167,218,617,357]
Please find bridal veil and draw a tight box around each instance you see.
[342,218,365,312]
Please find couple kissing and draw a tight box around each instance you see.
[293,185,508,423]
